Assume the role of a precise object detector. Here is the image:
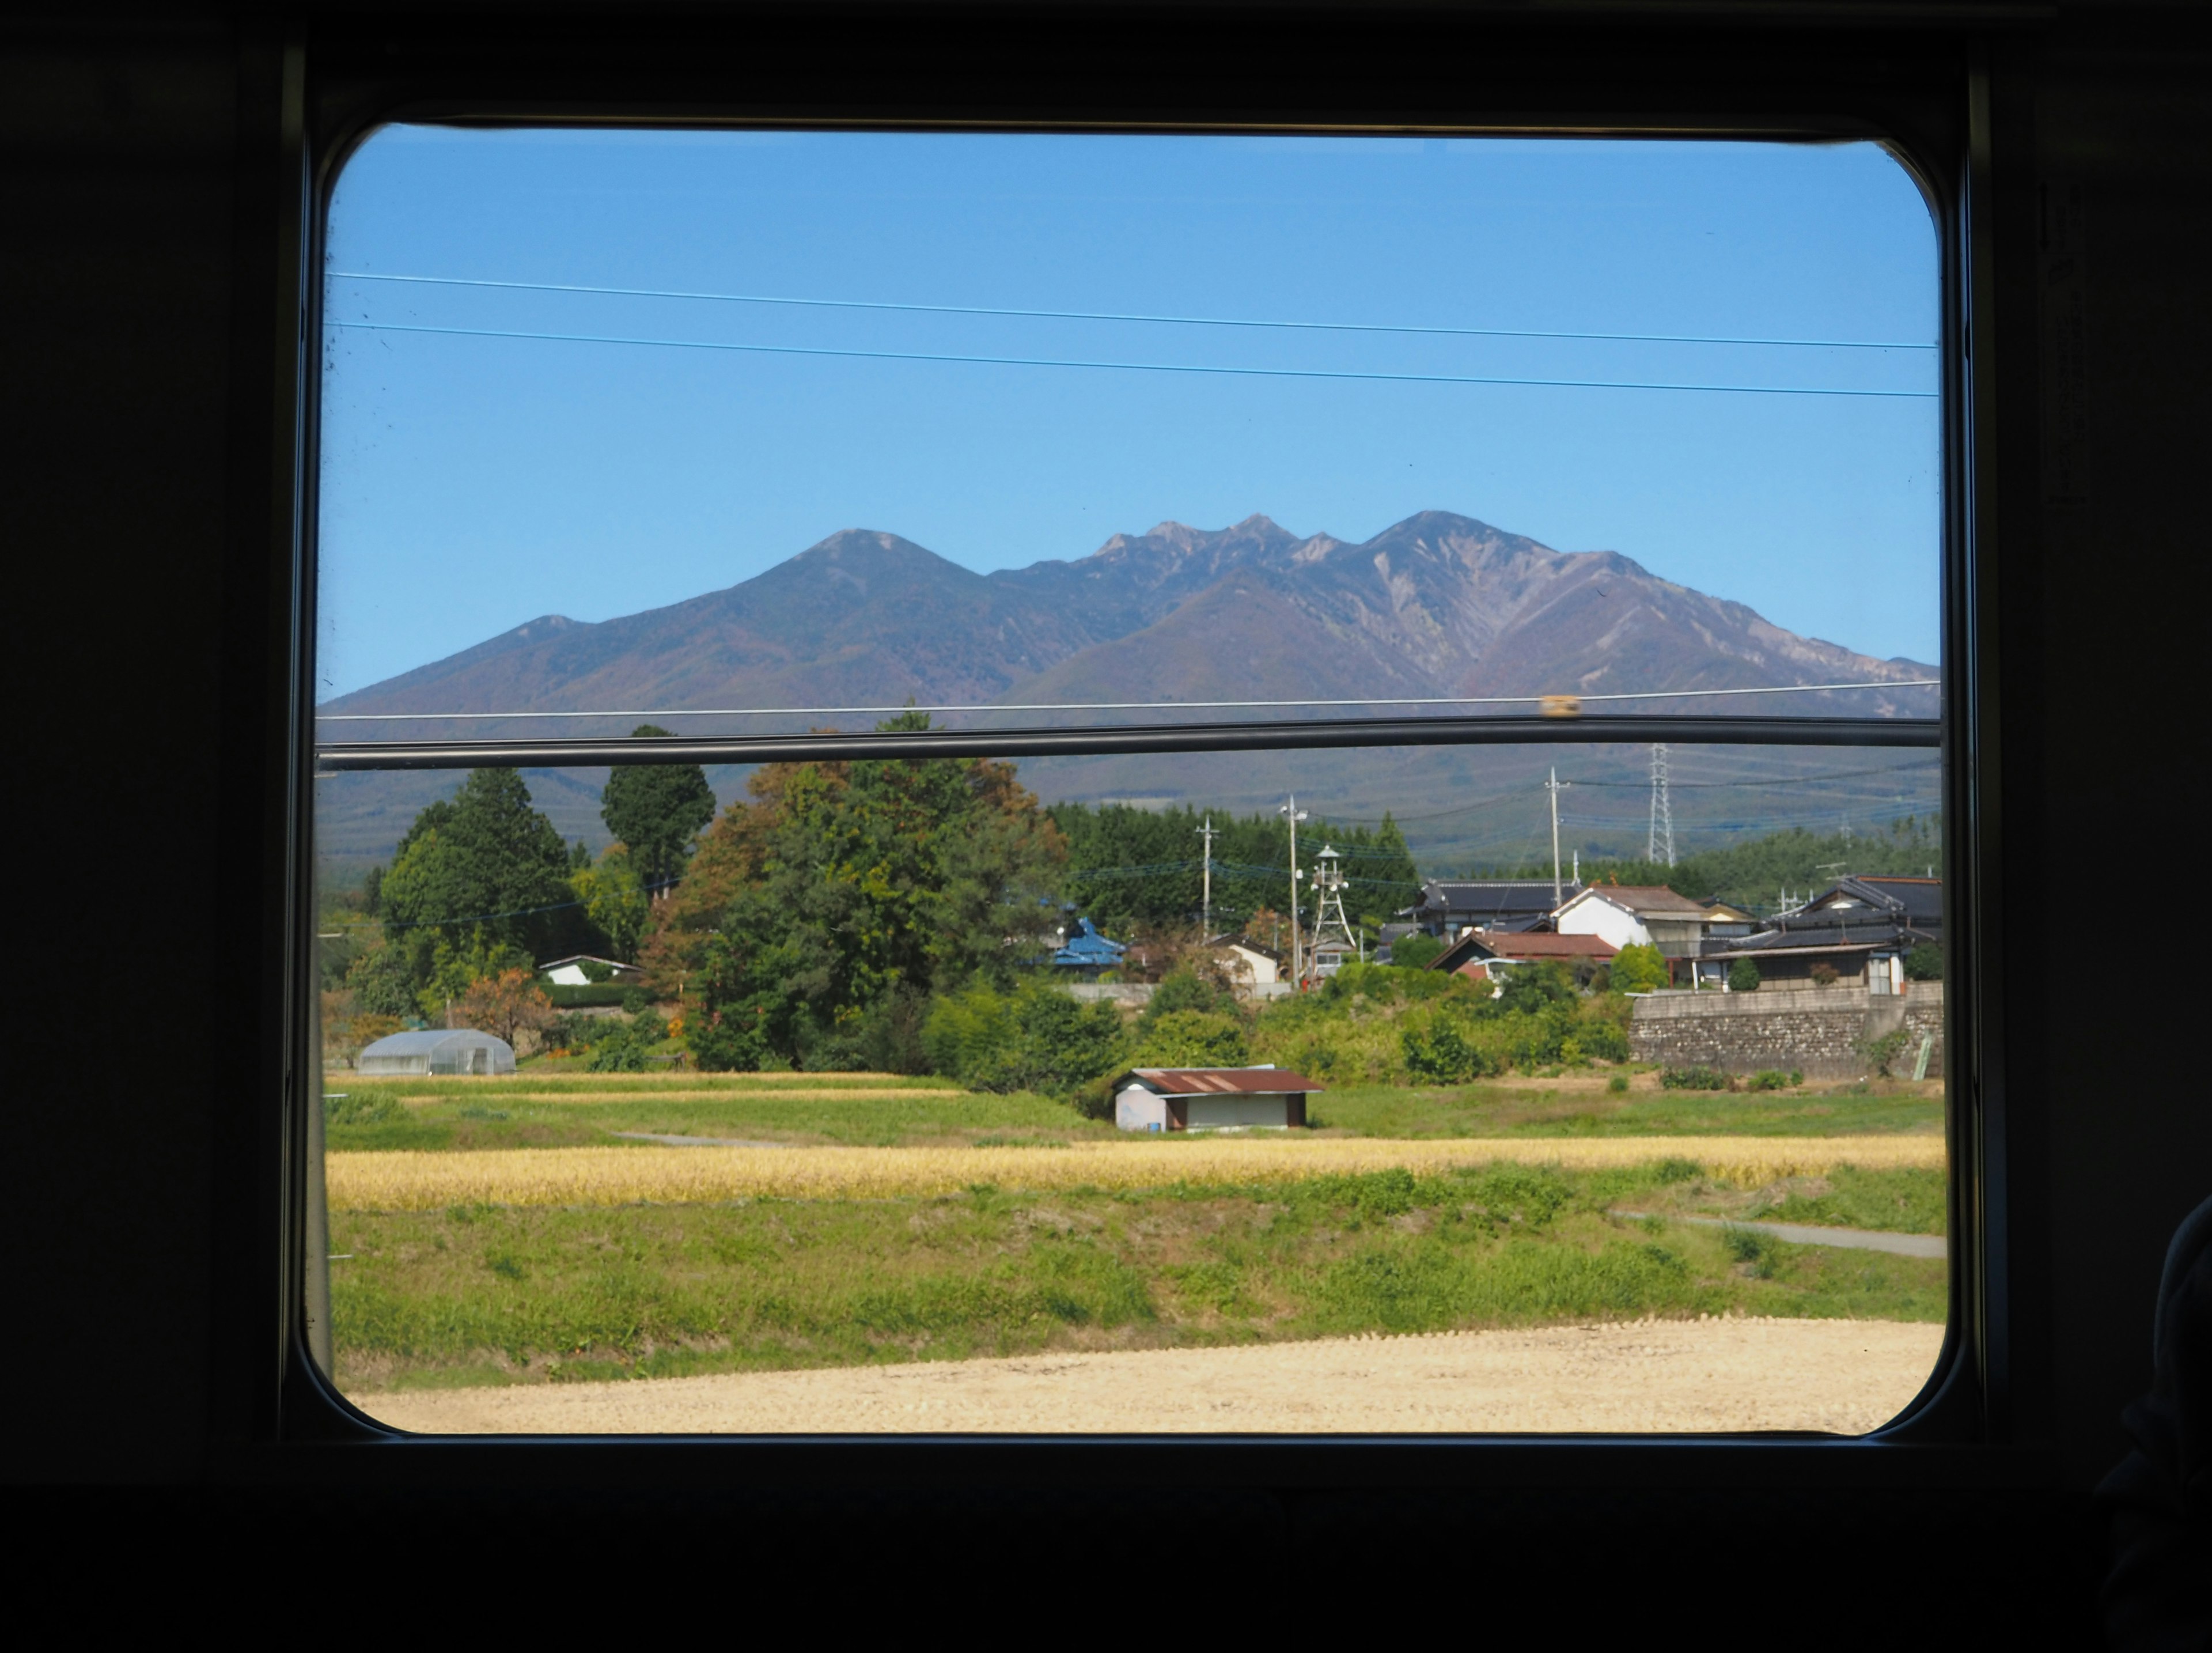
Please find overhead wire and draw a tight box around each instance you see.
[325,319,1940,401]
[329,269,1942,353]
[318,679,1941,722]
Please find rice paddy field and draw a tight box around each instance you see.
[325,1067,1952,1409]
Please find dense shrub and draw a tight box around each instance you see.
[1130,1009,1250,1069]
[324,1090,406,1125]
[1609,943,1668,995]
[923,982,1126,1097]
[1728,958,1762,993]
[1402,1022,1494,1083]
[1389,932,1445,970]
[1809,963,1840,986]
[1660,1065,1732,1091]
[587,1008,668,1072]
[1745,1068,1803,1091]
[1904,943,1945,981]
[1137,969,1240,1027]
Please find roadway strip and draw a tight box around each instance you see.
[1613,1212,1946,1259]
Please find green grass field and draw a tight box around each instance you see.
[331,1160,1948,1393]
[324,1072,1943,1153]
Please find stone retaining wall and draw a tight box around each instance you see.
[1628,982,1944,1080]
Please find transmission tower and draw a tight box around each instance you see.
[1646,743,1676,867]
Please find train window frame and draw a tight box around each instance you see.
[267,13,2008,1482]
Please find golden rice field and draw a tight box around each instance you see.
[395,1088,956,1106]
[327,1133,1945,1211]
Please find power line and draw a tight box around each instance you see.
[326,319,1941,401]
[331,270,1942,353]
[320,679,1941,722]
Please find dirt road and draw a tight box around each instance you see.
[355,1316,1942,1436]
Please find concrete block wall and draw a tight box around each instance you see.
[1627,982,1944,1080]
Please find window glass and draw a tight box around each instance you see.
[314,127,1946,1433]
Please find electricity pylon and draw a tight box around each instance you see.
[1647,743,1676,867]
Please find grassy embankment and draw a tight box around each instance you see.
[325,1069,1948,1394]
[324,1070,1943,1153]
[332,1160,1947,1394]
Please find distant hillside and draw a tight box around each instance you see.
[316,510,1938,867]
[322,509,1935,727]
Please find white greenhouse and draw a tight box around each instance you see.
[355,1028,516,1076]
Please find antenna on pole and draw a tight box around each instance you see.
[1647,743,1675,867]
[1545,767,1569,907]
[1196,814,1216,939]
[1279,796,1308,986]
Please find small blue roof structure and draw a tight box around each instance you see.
[1052,916,1127,969]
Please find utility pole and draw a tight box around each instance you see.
[1279,795,1308,986]
[1196,814,1216,939]
[1545,767,1567,907]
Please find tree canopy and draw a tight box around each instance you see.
[366,769,578,1001]
[1048,802,1420,936]
[687,713,1067,1071]
[599,724,718,891]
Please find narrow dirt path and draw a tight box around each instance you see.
[354,1316,1942,1436]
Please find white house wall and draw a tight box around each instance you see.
[1556,899,1650,951]
[1116,1085,1170,1133]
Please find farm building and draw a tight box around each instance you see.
[1211,938,1288,997]
[1112,1065,1320,1132]
[538,954,642,987]
[355,1028,516,1076]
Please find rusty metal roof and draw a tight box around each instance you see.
[1123,1066,1323,1096]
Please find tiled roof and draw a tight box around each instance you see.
[1565,884,1709,916]
[1446,932,1619,964]
[1415,880,1578,917]
[1803,875,1944,922]
[1123,1066,1323,1096]
[1709,920,1936,956]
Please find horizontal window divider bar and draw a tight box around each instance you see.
[313,714,1940,773]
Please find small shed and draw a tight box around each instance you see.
[1111,1065,1321,1132]
[1052,916,1127,970]
[539,954,643,988]
[357,1028,516,1076]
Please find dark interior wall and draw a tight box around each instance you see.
[5,22,246,1481]
[2,2,2206,1576]
[2016,28,2212,1483]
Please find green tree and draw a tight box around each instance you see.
[1389,932,1445,970]
[1729,958,1762,993]
[344,944,418,1019]
[688,714,1066,1070]
[377,770,577,996]
[1904,942,1944,981]
[599,725,717,892]
[571,845,650,961]
[923,982,1124,1095]
[1611,944,1668,994]
[1130,1008,1249,1068]
[1137,968,1239,1030]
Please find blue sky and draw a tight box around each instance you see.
[317,128,1941,702]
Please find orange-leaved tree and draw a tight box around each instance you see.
[454,967,556,1052]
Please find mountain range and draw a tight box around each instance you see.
[314,512,1942,872]
[321,510,1937,726]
